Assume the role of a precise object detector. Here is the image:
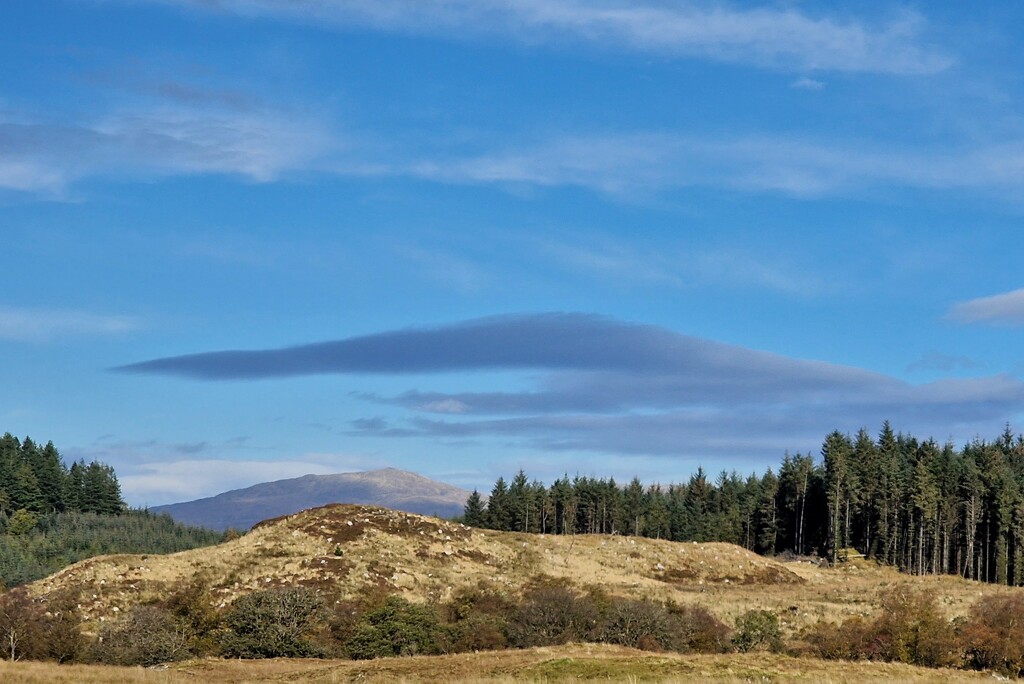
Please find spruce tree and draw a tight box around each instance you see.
[463,490,486,527]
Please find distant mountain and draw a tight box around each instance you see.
[150,468,472,531]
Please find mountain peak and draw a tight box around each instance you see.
[151,468,470,531]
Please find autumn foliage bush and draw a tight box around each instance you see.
[90,605,190,666]
[803,587,959,668]
[958,593,1024,676]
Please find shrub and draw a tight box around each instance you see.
[91,605,190,666]
[7,509,37,536]
[871,587,959,668]
[802,616,872,661]
[732,609,783,653]
[160,575,220,655]
[220,587,326,658]
[442,586,511,653]
[345,595,443,659]
[802,588,959,668]
[666,602,732,653]
[959,593,1024,676]
[504,585,599,648]
[444,585,514,622]
[600,598,671,651]
[0,587,82,662]
[445,614,507,653]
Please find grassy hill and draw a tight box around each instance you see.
[14,503,1024,680]
[28,503,1009,632]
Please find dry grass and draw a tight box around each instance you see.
[26,503,1019,638]
[0,644,994,683]
[19,502,1024,684]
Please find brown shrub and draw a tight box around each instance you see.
[802,588,959,669]
[959,592,1024,676]
[90,605,190,666]
[504,585,599,647]
[665,602,732,653]
[872,587,960,668]
[599,598,671,651]
[446,614,508,653]
[0,588,83,663]
[802,616,873,661]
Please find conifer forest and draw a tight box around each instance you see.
[0,433,224,587]
[468,422,1024,586]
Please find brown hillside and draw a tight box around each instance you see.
[27,504,1013,633]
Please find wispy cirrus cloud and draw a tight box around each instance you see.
[0,105,336,195]
[948,288,1024,326]
[9,106,1024,201]
[398,133,1024,200]
[137,0,951,75]
[117,313,1024,462]
[790,76,826,90]
[0,305,138,342]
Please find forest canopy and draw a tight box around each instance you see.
[468,422,1024,587]
[0,433,123,516]
[0,433,225,588]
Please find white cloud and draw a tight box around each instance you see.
[0,105,336,194]
[418,398,470,414]
[0,305,138,342]
[790,76,826,90]
[948,288,1024,325]
[536,235,822,295]
[118,458,340,506]
[143,0,951,75]
[11,111,1024,202]
[395,133,1024,200]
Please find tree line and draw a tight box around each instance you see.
[0,510,228,588]
[0,432,227,587]
[0,433,124,516]
[465,422,1024,586]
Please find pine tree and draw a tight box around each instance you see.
[822,431,854,565]
[755,469,779,554]
[463,490,486,527]
[485,477,512,531]
[623,477,645,536]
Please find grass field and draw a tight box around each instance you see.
[0,644,997,683]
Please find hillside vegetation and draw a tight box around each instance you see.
[6,503,1024,679]
[0,433,225,588]
[0,510,227,588]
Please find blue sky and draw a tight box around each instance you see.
[5,1,1024,506]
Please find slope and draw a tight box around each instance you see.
[32,501,1010,638]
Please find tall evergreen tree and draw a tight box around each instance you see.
[463,490,486,527]
[486,477,512,531]
[822,431,854,565]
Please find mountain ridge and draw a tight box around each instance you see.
[150,467,470,530]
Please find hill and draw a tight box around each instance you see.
[19,504,1023,679]
[28,503,1005,633]
[149,468,471,530]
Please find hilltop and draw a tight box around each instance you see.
[150,468,471,531]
